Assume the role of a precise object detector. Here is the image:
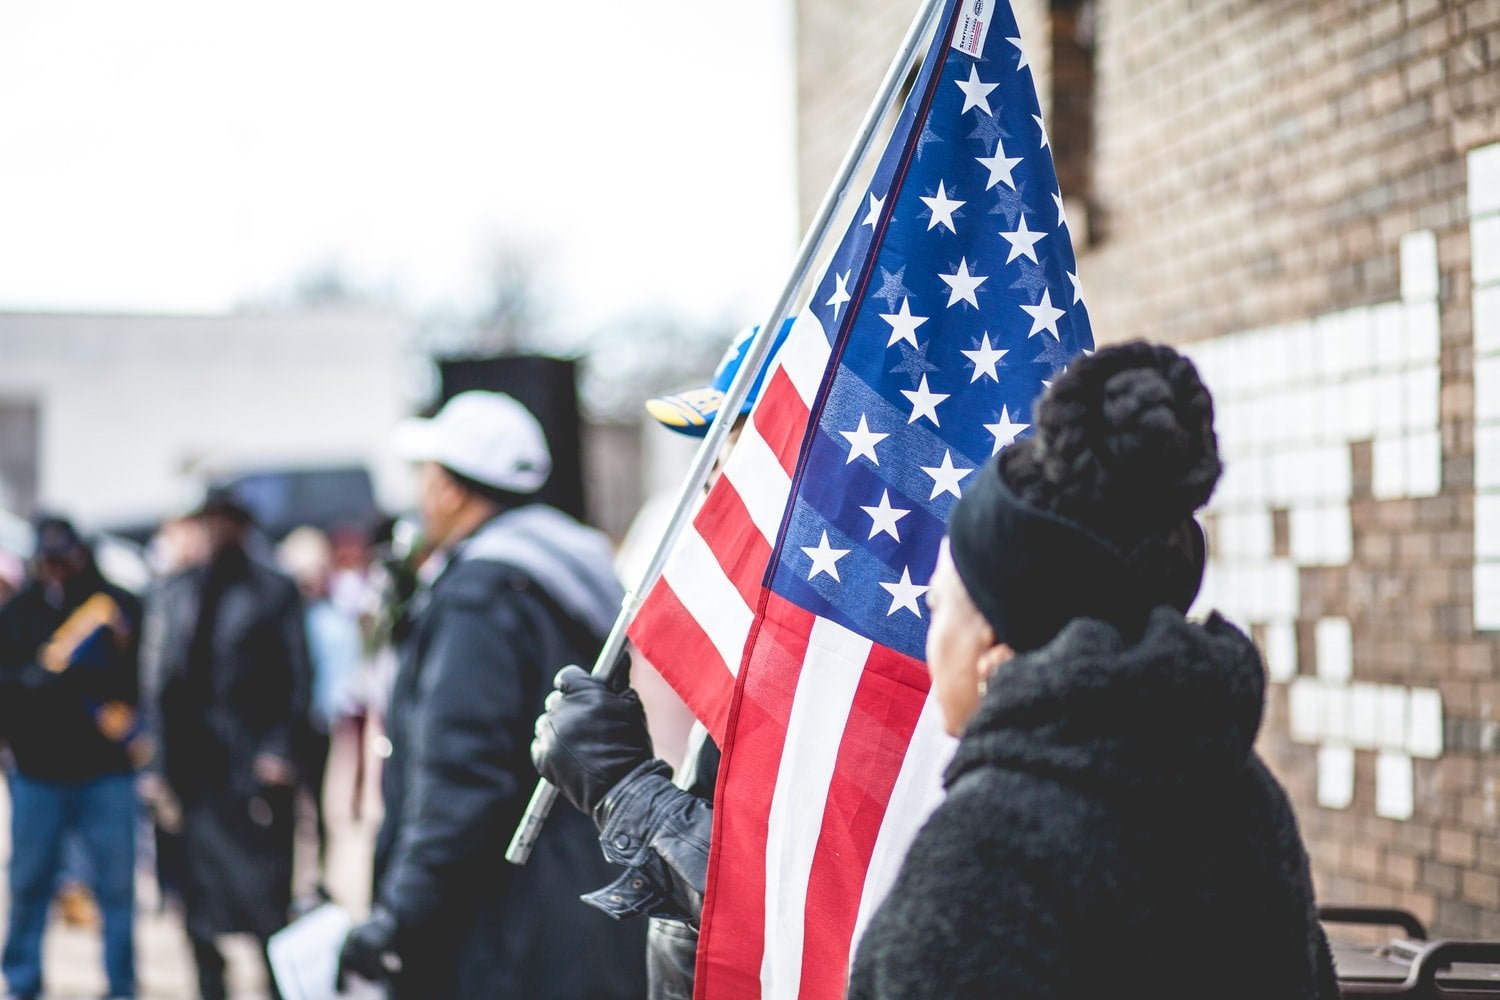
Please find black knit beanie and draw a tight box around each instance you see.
[947,341,1220,651]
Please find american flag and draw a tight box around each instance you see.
[627,2,1093,995]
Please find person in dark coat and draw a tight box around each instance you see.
[0,517,143,1000]
[531,321,791,1000]
[140,489,311,1000]
[847,342,1341,1000]
[336,390,647,999]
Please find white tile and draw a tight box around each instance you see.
[1478,561,1500,631]
[1288,678,1325,744]
[1375,751,1415,820]
[1401,230,1441,303]
[1475,285,1500,356]
[1470,141,1500,218]
[1320,503,1354,563]
[1476,214,1500,287]
[1316,617,1354,682]
[1318,744,1356,810]
[1270,449,1301,504]
[1407,687,1444,759]
[1350,683,1380,749]
[1344,376,1377,440]
[1377,684,1408,751]
[1477,356,1500,423]
[1263,620,1298,682]
[1324,684,1351,743]
[1402,367,1441,431]
[1404,302,1442,366]
[1371,434,1407,499]
[1266,560,1301,620]
[1476,426,1500,489]
[1289,505,1322,563]
[1405,430,1442,498]
[1373,302,1406,371]
[1372,372,1405,433]
[1477,493,1500,558]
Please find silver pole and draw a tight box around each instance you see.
[507,0,951,866]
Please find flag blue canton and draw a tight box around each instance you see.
[769,6,1094,661]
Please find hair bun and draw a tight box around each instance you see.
[1004,341,1220,544]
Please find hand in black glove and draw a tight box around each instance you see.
[336,906,402,990]
[531,664,654,817]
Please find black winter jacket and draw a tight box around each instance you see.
[373,506,647,1000]
[849,608,1340,1000]
[587,734,718,1000]
[0,569,141,783]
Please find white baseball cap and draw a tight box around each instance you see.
[393,391,552,494]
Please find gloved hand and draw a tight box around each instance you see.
[336,906,402,989]
[531,664,654,817]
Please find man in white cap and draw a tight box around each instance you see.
[338,391,646,999]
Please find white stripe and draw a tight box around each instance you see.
[760,616,871,1000]
[722,425,795,544]
[848,694,956,958]
[661,525,754,676]
[779,311,834,405]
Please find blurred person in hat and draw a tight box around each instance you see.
[530,319,790,1000]
[138,487,311,999]
[336,390,646,999]
[0,516,143,1000]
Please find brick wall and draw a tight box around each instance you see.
[796,0,1500,938]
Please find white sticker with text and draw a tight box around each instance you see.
[950,0,994,59]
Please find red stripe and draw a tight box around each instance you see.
[628,579,735,741]
[693,479,775,610]
[796,644,930,999]
[694,594,816,1000]
[753,367,813,478]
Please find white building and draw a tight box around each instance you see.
[0,309,417,531]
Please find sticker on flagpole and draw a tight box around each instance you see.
[950,0,993,59]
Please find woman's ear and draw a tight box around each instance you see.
[977,643,1014,685]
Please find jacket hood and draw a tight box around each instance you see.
[947,608,1265,796]
[458,503,623,641]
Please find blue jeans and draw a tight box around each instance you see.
[3,770,137,998]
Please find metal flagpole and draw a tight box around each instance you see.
[506,0,951,865]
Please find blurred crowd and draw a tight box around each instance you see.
[0,495,405,999]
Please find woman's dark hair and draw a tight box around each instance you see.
[998,341,1221,550]
[946,341,1221,650]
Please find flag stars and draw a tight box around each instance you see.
[984,406,1030,454]
[826,270,852,320]
[977,139,1022,192]
[1009,36,1030,71]
[954,64,999,115]
[861,490,912,542]
[880,297,929,349]
[962,333,1009,383]
[1021,288,1066,340]
[921,449,973,499]
[920,181,965,233]
[901,375,950,426]
[862,192,886,228]
[840,414,889,465]
[879,567,930,618]
[999,214,1048,264]
[801,530,851,583]
[939,257,988,308]
[1067,269,1085,305]
[1033,114,1050,148]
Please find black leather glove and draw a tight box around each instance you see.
[531,664,654,817]
[336,906,401,989]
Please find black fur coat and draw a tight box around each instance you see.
[848,608,1340,1000]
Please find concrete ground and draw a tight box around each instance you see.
[1,728,381,1000]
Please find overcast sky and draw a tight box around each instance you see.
[0,1,799,337]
